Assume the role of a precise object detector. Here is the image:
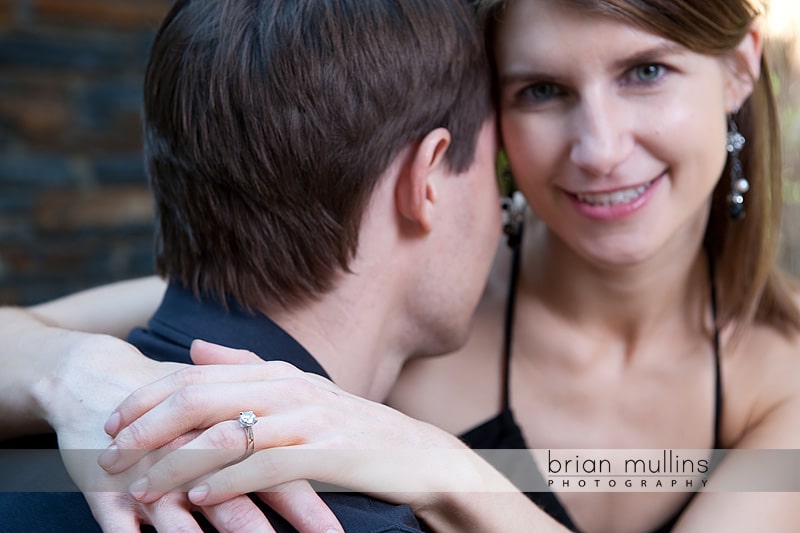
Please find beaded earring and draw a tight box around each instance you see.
[498,151,526,249]
[501,187,526,250]
[726,115,749,220]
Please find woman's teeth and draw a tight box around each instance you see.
[575,181,652,206]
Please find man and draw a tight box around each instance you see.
[0,0,500,530]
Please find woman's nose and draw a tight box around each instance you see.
[569,94,635,178]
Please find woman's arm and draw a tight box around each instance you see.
[28,275,166,336]
[674,327,800,532]
[674,402,800,531]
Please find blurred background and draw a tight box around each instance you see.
[0,0,799,306]
[0,0,169,305]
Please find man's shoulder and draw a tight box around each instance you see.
[127,281,329,377]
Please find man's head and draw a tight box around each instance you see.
[144,0,493,311]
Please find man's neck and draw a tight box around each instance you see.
[256,172,435,402]
[260,275,415,402]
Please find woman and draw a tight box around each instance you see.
[4,0,800,531]
[387,0,800,530]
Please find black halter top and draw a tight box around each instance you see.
[459,245,723,533]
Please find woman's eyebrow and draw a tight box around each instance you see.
[611,42,688,71]
[497,69,555,86]
[498,42,688,86]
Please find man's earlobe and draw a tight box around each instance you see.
[396,128,450,233]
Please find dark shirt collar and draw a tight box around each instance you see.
[128,281,330,379]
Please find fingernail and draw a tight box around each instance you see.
[98,444,119,471]
[129,476,150,501]
[188,483,209,504]
[104,411,120,435]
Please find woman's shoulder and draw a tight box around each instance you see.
[743,277,800,371]
[722,292,800,449]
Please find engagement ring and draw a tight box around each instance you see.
[238,410,257,460]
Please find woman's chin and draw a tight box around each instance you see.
[575,239,660,271]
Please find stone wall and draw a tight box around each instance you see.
[0,0,171,305]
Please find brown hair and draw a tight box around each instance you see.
[145,0,491,309]
[476,0,800,334]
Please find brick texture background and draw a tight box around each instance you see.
[0,0,171,305]
[0,1,799,307]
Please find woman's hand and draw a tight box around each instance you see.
[100,342,505,511]
[96,341,569,533]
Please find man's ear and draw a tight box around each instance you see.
[395,128,451,233]
[725,22,763,113]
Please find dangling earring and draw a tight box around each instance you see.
[500,166,526,250]
[726,115,749,220]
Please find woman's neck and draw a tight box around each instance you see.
[521,219,711,350]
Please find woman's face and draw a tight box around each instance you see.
[496,0,751,267]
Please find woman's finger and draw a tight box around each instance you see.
[106,360,300,437]
[188,444,485,508]
[128,409,316,503]
[128,420,249,502]
[100,374,334,474]
[190,339,266,365]
[115,378,332,470]
[187,448,320,505]
[186,447,395,506]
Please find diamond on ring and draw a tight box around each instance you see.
[239,411,258,428]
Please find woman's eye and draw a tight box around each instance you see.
[631,63,665,83]
[518,82,561,102]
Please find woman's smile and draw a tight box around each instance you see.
[565,173,665,221]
